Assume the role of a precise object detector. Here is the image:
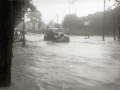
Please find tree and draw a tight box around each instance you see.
[62,14,79,34]
[114,6,120,38]
[54,23,60,28]
[0,0,36,86]
[38,21,42,29]
[27,10,42,30]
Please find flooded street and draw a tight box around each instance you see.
[1,0,120,89]
[24,33,120,90]
[2,32,120,90]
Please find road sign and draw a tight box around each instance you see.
[84,21,90,26]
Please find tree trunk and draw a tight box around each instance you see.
[0,2,13,86]
[118,20,120,39]
[33,20,35,31]
[22,13,26,47]
[118,26,120,39]
[31,18,34,30]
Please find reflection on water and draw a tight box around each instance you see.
[25,33,120,90]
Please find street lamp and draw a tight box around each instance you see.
[103,0,106,41]
[71,1,77,15]
[22,5,27,47]
[69,0,70,14]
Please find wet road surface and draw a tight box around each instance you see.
[25,33,120,90]
[1,33,120,90]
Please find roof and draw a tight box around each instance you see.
[49,28,59,30]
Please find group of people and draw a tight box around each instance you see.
[14,29,23,41]
[45,29,65,41]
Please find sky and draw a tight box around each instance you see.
[32,0,116,24]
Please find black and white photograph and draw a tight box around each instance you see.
[0,0,120,90]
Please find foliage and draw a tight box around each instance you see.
[27,10,41,21]
[54,23,60,28]
[38,21,42,29]
[0,0,36,86]
[13,0,36,27]
[62,14,79,29]
[62,7,120,35]
[114,6,120,20]
[27,9,42,30]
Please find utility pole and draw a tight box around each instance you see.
[87,25,89,38]
[43,20,44,30]
[103,0,105,41]
[71,1,77,15]
[86,24,87,38]
[84,17,86,38]
[69,0,70,14]
[57,14,58,28]
[22,6,26,47]
[113,17,116,40]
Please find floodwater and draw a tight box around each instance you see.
[24,33,120,90]
[1,33,120,90]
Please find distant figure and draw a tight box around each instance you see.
[20,30,23,41]
[45,29,54,41]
